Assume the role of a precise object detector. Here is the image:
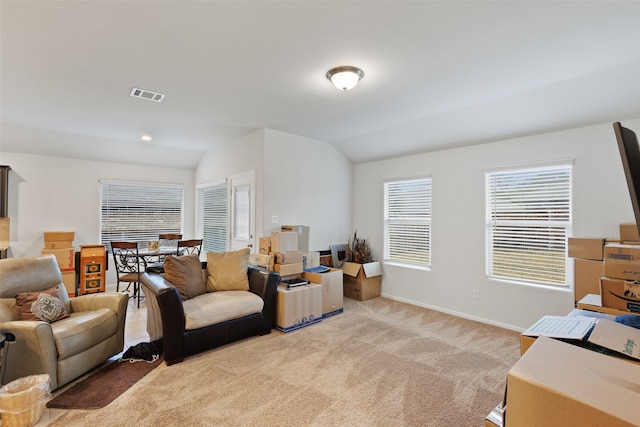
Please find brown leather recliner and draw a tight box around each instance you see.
[0,255,128,390]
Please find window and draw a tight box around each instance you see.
[197,181,228,252]
[100,180,184,249]
[383,177,431,267]
[485,164,572,287]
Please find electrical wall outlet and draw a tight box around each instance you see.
[270,215,278,224]
[473,289,480,300]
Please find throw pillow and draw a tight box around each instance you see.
[15,286,70,323]
[206,248,250,291]
[163,255,206,301]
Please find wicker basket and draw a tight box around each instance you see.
[0,374,50,427]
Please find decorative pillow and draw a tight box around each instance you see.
[15,286,70,323]
[163,255,206,301]
[206,248,250,291]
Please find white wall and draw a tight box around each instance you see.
[195,129,266,243]
[0,152,195,284]
[195,128,352,252]
[353,119,640,330]
[263,129,352,251]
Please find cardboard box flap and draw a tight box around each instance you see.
[342,261,382,278]
[588,319,640,360]
[362,261,382,278]
[342,262,362,277]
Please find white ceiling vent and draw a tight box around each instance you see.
[130,87,165,102]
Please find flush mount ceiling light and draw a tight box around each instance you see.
[326,66,364,91]
[141,135,152,142]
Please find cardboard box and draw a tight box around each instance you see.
[600,277,640,313]
[303,268,344,317]
[620,223,640,242]
[274,251,303,264]
[41,247,75,271]
[43,240,73,249]
[505,337,640,427]
[270,231,298,253]
[44,231,74,242]
[273,262,303,276]
[342,261,382,301]
[567,237,605,260]
[61,271,76,297]
[281,225,309,252]
[603,243,640,281]
[259,237,270,255]
[303,251,320,269]
[520,335,537,355]
[574,258,603,302]
[249,253,274,270]
[520,309,634,356]
[577,293,638,317]
[275,283,322,332]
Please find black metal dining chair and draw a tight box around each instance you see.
[176,239,203,256]
[110,241,143,308]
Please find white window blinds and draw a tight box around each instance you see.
[384,177,431,267]
[197,181,228,253]
[100,181,184,249]
[485,164,572,286]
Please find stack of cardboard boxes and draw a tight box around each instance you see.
[41,231,75,296]
[567,236,607,303]
[572,223,640,315]
[255,226,344,332]
[485,225,640,426]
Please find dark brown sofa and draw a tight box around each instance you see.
[140,264,279,365]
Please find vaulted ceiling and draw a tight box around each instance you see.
[2,1,640,168]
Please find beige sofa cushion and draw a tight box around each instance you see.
[182,291,264,330]
[163,255,206,300]
[206,248,250,291]
[52,308,119,360]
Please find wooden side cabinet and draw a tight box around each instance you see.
[79,244,106,295]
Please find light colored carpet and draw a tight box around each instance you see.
[46,297,520,426]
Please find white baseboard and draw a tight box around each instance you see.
[380,292,524,332]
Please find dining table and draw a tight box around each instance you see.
[137,246,178,269]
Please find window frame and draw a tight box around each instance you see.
[99,179,185,250]
[383,176,432,269]
[485,162,573,288]
[196,179,229,253]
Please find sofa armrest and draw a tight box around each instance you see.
[69,292,128,352]
[247,265,280,331]
[140,272,185,365]
[0,321,58,388]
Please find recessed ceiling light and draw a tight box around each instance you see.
[141,135,152,142]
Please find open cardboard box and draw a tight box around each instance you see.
[520,310,640,362]
[342,261,382,301]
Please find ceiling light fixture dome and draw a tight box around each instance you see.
[326,66,364,91]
